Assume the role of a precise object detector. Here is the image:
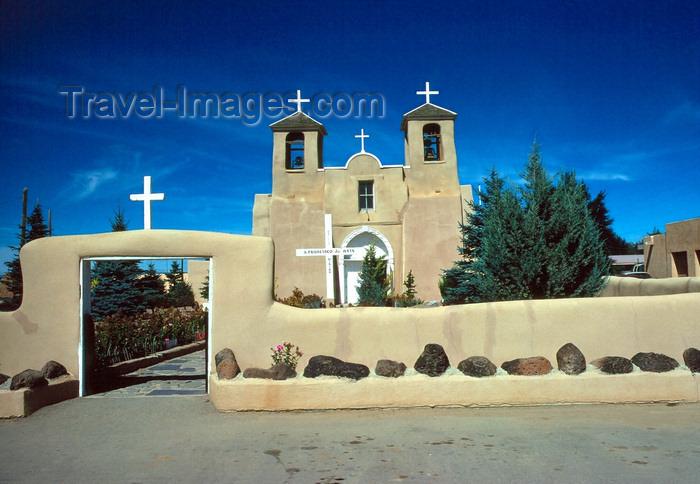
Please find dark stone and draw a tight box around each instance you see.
[631,352,679,373]
[590,356,634,374]
[41,360,68,380]
[414,344,450,377]
[683,348,700,373]
[303,355,369,380]
[10,369,48,390]
[216,358,240,380]
[556,343,586,375]
[243,363,297,380]
[215,348,236,367]
[375,359,407,378]
[0,373,9,386]
[501,356,552,376]
[457,356,497,378]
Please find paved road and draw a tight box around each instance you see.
[1,396,698,482]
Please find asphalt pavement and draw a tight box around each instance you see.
[1,350,698,483]
[1,396,698,482]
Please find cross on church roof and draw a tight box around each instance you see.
[355,128,369,153]
[289,89,310,113]
[416,81,439,104]
[129,175,165,230]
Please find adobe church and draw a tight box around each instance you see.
[252,85,473,304]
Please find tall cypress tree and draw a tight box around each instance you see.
[441,142,609,304]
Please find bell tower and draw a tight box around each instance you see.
[269,91,326,199]
[401,82,460,197]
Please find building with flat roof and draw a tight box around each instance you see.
[644,217,700,278]
[253,88,472,304]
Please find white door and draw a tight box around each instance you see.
[344,260,363,304]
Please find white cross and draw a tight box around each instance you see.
[355,128,369,153]
[289,89,310,113]
[416,81,439,104]
[294,214,362,302]
[129,175,165,230]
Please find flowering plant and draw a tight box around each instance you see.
[270,341,303,369]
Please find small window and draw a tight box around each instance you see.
[358,180,374,211]
[286,132,304,169]
[423,123,441,161]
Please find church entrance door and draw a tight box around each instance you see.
[339,228,393,305]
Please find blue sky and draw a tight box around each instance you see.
[1,0,699,272]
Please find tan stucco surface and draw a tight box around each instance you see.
[644,217,700,278]
[0,230,273,378]
[1,230,699,415]
[253,106,470,303]
[599,275,700,297]
[0,377,78,418]
[210,370,699,412]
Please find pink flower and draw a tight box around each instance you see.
[276,345,283,351]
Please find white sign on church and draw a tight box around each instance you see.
[296,248,362,257]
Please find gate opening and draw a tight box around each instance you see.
[79,257,212,397]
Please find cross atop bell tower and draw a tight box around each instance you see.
[416,81,439,104]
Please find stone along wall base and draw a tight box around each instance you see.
[0,376,79,418]
[209,370,699,412]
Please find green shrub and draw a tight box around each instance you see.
[277,287,325,308]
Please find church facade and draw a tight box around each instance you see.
[252,90,473,304]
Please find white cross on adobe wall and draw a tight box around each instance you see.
[295,214,362,302]
[355,128,369,153]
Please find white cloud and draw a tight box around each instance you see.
[69,168,119,200]
[578,171,632,182]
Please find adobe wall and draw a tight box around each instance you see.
[0,230,273,377]
[1,230,699,414]
[599,275,700,297]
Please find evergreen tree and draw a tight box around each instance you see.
[2,203,49,311]
[90,207,146,319]
[140,262,167,309]
[26,204,49,241]
[441,142,609,304]
[164,261,195,308]
[585,187,635,255]
[441,169,506,304]
[403,270,417,300]
[394,269,423,307]
[90,260,147,319]
[356,243,391,306]
[199,274,209,301]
